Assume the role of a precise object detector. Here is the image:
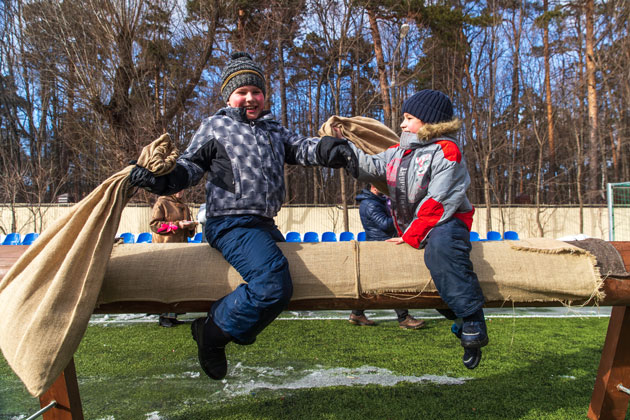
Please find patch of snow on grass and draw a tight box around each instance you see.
[222,365,469,396]
[158,371,200,379]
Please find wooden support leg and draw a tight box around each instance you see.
[39,357,84,420]
[588,306,630,419]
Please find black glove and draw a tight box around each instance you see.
[316,136,358,178]
[129,165,166,194]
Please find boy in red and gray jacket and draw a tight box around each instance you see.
[344,89,488,369]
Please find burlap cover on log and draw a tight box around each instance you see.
[98,242,360,304]
[97,238,603,306]
[359,238,603,302]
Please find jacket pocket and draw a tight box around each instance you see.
[222,142,242,200]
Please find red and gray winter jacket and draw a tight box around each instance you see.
[349,119,474,249]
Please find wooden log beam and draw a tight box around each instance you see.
[2,243,630,312]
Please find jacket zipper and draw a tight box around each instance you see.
[252,120,275,154]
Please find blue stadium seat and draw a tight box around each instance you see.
[486,231,502,241]
[357,232,366,241]
[136,232,152,243]
[118,232,135,244]
[321,232,337,242]
[285,231,301,242]
[21,232,39,245]
[469,231,480,242]
[2,233,21,245]
[503,230,520,240]
[339,231,355,241]
[191,232,204,243]
[303,232,319,243]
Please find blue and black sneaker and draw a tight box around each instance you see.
[462,347,482,369]
[460,319,489,349]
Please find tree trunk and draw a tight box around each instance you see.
[335,9,350,231]
[507,6,523,205]
[237,8,246,51]
[485,126,494,232]
[543,0,556,193]
[366,7,392,128]
[585,0,599,202]
[276,38,291,202]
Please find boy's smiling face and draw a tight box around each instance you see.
[400,113,425,133]
[227,85,265,120]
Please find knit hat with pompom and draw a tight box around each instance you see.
[220,52,266,103]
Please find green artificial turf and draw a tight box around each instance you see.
[1,316,628,419]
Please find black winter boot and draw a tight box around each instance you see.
[191,317,231,380]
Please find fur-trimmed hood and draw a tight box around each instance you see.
[416,118,462,141]
[399,118,462,149]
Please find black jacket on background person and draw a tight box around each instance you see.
[356,188,396,241]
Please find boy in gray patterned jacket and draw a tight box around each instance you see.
[130,52,355,380]
[345,89,488,369]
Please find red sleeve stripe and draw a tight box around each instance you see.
[402,198,444,249]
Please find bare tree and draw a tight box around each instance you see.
[366,5,393,127]
[585,0,600,202]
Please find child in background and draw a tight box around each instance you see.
[340,89,488,369]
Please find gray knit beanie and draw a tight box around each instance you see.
[220,52,266,103]
[402,89,453,124]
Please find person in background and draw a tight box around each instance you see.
[150,190,197,327]
[334,89,488,370]
[350,184,425,330]
[129,52,356,380]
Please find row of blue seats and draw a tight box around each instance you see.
[288,230,519,243]
[470,230,519,241]
[116,232,205,244]
[1,232,39,245]
[120,231,367,244]
[285,231,366,242]
[3,230,519,246]
[1,231,205,245]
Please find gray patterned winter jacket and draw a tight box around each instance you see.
[157,107,321,219]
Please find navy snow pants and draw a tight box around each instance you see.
[423,218,485,318]
[204,215,292,345]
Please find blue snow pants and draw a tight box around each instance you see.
[424,218,485,318]
[204,215,292,345]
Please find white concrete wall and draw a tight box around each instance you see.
[2,204,629,241]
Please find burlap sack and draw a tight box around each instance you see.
[0,133,178,396]
[319,116,399,194]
